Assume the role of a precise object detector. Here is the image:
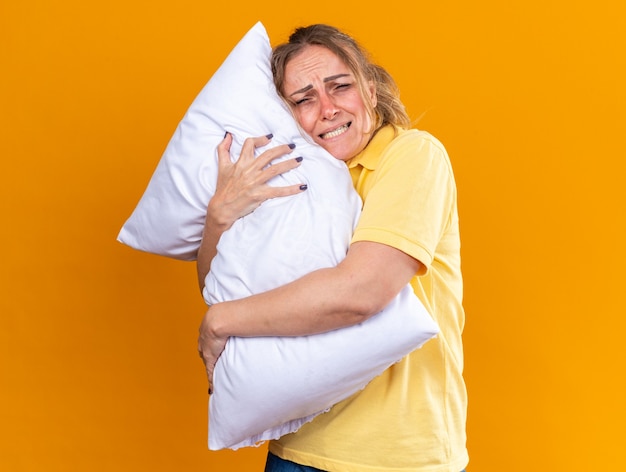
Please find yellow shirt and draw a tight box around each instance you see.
[269,126,468,472]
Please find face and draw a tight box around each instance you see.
[283,45,377,161]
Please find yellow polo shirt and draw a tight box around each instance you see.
[269,126,468,472]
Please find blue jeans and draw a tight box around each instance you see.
[264,452,326,471]
[265,452,466,472]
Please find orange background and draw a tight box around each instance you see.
[1,0,625,470]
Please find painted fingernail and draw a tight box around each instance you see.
[288,143,296,149]
[224,131,229,138]
[299,184,308,190]
[295,156,303,162]
[208,388,213,395]
[265,133,273,139]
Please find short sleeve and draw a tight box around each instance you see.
[351,131,456,273]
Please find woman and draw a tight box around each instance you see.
[197,24,468,472]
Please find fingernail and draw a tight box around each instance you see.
[295,156,303,162]
[208,388,213,395]
[299,184,308,190]
[224,131,228,138]
[265,133,273,139]
[288,143,296,149]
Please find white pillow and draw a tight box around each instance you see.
[117,22,314,260]
[210,285,438,450]
[117,22,440,451]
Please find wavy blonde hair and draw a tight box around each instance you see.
[271,24,411,132]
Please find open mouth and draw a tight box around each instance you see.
[320,123,351,140]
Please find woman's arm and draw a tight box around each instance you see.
[196,133,307,289]
[198,240,423,383]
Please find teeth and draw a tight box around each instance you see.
[321,124,349,139]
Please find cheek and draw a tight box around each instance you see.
[294,109,316,134]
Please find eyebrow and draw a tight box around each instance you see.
[289,73,351,97]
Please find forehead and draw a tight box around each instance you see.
[284,45,350,90]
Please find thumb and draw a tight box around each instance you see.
[216,132,233,167]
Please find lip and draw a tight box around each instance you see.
[318,122,352,140]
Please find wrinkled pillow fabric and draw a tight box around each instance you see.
[117,21,315,260]
[210,285,439,450]
[117,22,439,451]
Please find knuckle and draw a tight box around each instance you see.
[242,136,258,150]
[266,165,280,177]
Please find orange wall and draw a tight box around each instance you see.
[1,1,625,470]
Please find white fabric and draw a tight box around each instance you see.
[210,285,439,450]
[117,22,439,451]
[117,22,313,261]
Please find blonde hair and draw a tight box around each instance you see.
[271,24,411,131]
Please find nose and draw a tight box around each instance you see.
[319,93,339,120]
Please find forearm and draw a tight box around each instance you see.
[207,241,422,339]
[197,191,241,290]
[209,267,363,338]
[196,216,230,291]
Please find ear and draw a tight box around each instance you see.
[368,80,377,107]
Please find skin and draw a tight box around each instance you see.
[197,46,422,390]
[283,45,377,162]
[195,133,304,290]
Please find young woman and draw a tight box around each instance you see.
[197,24,468,472]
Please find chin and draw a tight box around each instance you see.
[327,149,350,161]
[317,143,350,161]
[333,153,352,162]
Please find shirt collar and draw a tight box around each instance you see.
[346,125,397,170]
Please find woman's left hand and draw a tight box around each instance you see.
[197,306,228,393]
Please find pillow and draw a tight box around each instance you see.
[210,285,439,450]
[117,22,440,451]
[117,22,316,260]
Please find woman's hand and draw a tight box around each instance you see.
[197,133,307,290]
[209,132,306,229]
[197,305,228,393]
